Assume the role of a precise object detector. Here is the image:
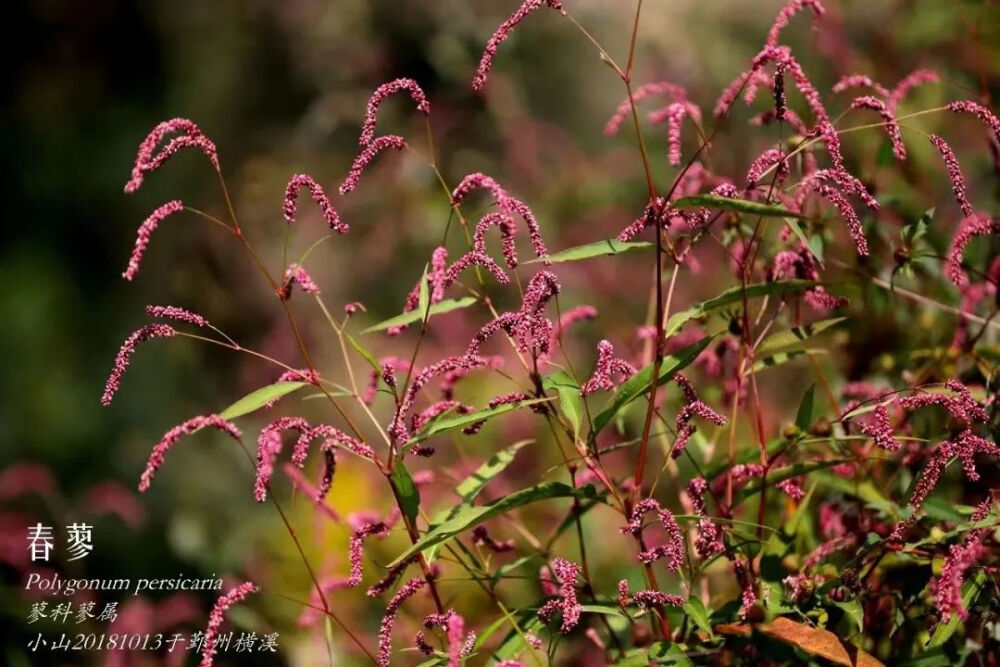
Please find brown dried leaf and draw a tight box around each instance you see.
[757,617,883,667]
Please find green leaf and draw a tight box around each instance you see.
[527,239,653,264]
[683,596,715,638]
[418,265,430,314]
[391,463,420,527]
[343,330,382,374]
[542,371,583,439]
[748,348,825,374]
[389,482,599,567]
[757,317,846,355]
[674,194,809,219]
[425,440,532,563]
[456,440,532,504]
[592,337,713,434]
[834,599,864,636]
[619,642,692,666]
[664,280,816,337]
[927,570,986,647]
[796,384,816,432]
[485,611,544,663]
[783,217,823,266]
[404,398,550,451]
[218,381,308,420]
[363,297,478,334]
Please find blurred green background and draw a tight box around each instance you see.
[2,0,997,664]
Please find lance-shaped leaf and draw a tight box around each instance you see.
[526,239,653,264]
[542,371,583,438]
[218,381,308,420]
[664,280,815,337]
[402,398,550,453]
[389,482,599,567]
[363,297,478,333]
[673,194,810,219]
[390,462,420,527]
[591,337,712,434]
[756,317,846,355]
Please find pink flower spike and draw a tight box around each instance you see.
[765,0,826,48]
[200,581,257,667]
[929,135,974,218]
[360,78,430,146]
[145,305,209,328]
[472,0,566,93]
[139,415,242,492]
[649,102,700,166]
[946,213,1000,287]
[376,577,426,666]
[125,118,218,193]
[932,538,985,622]
[746,148,789,188]
[536,557,582,633]
[858,404,901,452]
[581,340,637,395]
[339,134,407,195]
[102,324,177,406]
[605,81,689,136]
[122,200,184,281]
[255,417,311,502]
[278,263,321,300]
[947,100,1000,140]
[888,69,939,113]
[850,95,906,160]
[283,174,348,233]
[832,74,889,98]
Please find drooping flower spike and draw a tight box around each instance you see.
[648,101,701,166]
[451,172,549,261]
[125,118,219,194]
[102,324,177,406]
[282,174,348,233]
[145,305,209,328]
[832,74,890,98]
[604,80,690,136]
[765,0,826,49]
[346,515,392,588]
[139,415,242,492]
[849,95,906,160]
[671,373,727,460]
[620,499,685,570]
[687,477,725,557]
[581,340,637,395]
[466,271,560,358]
[122,200,185,281]
[359,78,430,146]
[390,355,491,443]
[200,581,257,667]
[946,100,1000,140]
[254,417,311,502]
[746,148,790,189]
[887,69,939,113]
[339,134,407,195]
[472,0,566,92]
[946,213,1000,286]
[375,577,426,666]
[928,134,974,218]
